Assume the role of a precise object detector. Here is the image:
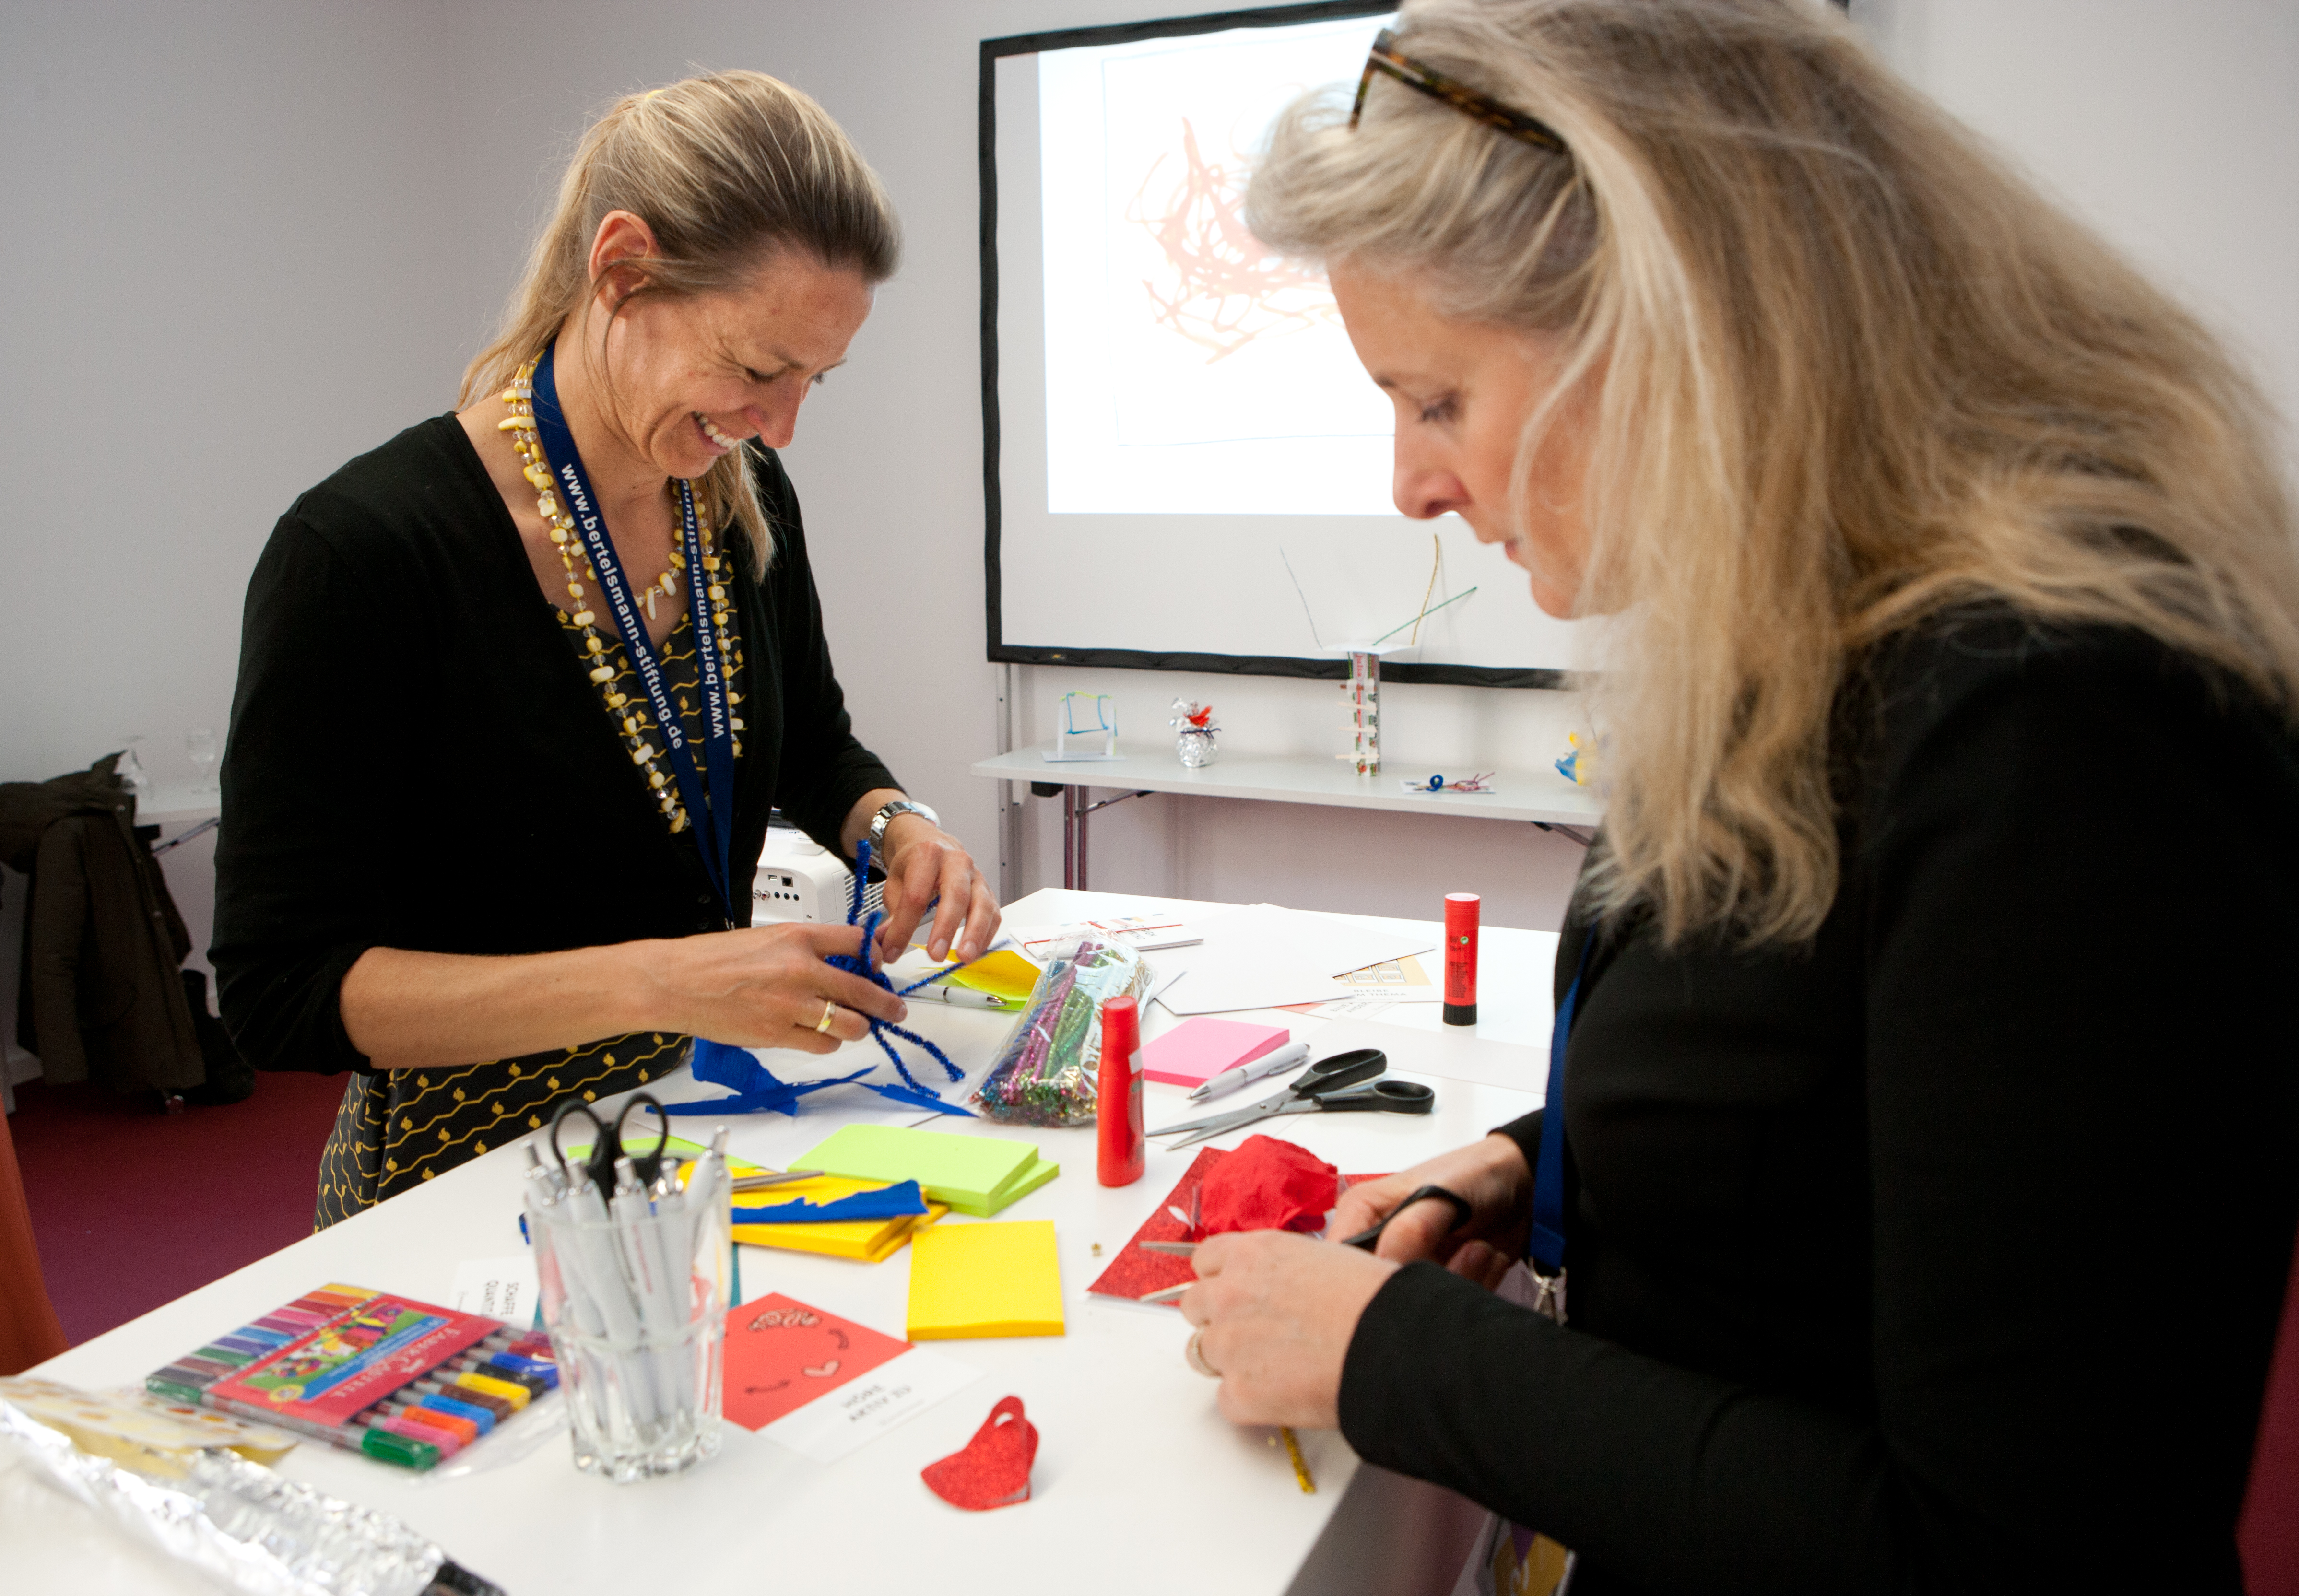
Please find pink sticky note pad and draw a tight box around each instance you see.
[1140,1018,1290,1089]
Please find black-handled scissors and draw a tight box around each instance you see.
[1153,1048,1390,1148]
[1266,1079,1435,1122]
[549,1091,671,1193]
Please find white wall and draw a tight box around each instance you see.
[1,0,2292,1002]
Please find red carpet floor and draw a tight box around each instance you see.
[11,1071,347,1346]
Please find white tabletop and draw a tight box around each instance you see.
[971,748,1606,829]
[5,890,1559,1595]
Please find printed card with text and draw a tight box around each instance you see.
[724,1293,979,1462]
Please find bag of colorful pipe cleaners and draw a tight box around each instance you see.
[969,937,1149,1127]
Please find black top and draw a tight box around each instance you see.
[213,415,897,1078]
[1340,616,2299,1594]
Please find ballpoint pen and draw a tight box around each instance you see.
[905,983,1016,1010]
[1187,1041,1310,1103]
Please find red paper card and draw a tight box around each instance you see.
[722,1293,912,1431]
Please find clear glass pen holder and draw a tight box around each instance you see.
[530,1202,726,1482]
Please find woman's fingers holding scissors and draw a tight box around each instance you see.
[1327,1134,1533,1267]
[1180,1232,1396,1429]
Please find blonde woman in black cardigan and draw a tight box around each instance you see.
[1176,4,2299,1592]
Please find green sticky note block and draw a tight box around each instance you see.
[794,1124,1059,1218]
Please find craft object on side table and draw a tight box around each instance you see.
[1043,691,1120,761]
[1168,698,1220,767]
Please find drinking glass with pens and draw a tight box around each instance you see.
[523,1095,731,1482]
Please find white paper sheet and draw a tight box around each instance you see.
[760,1347,982,1462]
[448,1255,541,1329]
[1155,905,1435,1016]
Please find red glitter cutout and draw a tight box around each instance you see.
[921,1395,1037,1510]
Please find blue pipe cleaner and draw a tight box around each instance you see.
[826,838,971,1109]
[666,838,977,1119]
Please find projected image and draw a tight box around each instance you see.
[1041,16,1397,516]
[1125,118,1338,364]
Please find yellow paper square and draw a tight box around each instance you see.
[906,1220,1065,1340]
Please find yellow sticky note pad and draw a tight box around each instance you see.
[906,1220,1065,1340]
[943,949,1040,1002]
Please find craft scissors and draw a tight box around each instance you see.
[1148,1047,1393,1149]
[549,1091,672,1194]
[1167,1078,1435,1150]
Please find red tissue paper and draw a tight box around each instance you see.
[921,1395,1038,1511]
[1197,1135,1339,1235]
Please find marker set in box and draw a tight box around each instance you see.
[145,1282,556,1470]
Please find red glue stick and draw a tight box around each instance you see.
[1097,995,1145,1186]
[1444,893,1480,1027]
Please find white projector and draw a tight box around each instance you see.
[753,822,881,926]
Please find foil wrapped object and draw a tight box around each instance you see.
[0,1392,502,1596]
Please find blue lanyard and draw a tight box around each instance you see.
[531,345,737,922]
[1529,930,1596,1273]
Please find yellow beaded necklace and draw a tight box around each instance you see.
[494,353,744,834]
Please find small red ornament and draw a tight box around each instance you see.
[921,1396,1038,1511]
[1195,1135,1340,1235]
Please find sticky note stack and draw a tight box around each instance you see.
[1139,1017,1290,1090]
[907,1221,1065,1340]
[794,1125,1059,1218]
[725,1167,946,1264]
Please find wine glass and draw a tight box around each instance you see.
[187,729,218,794]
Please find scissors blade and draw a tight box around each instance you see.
[1147,1089,1293,1140]
[1163,1104,1285,1150]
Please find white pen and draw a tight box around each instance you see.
[1188,1041,1311,1102]
[906,982,1017,1010]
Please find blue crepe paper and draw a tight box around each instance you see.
[731,1179,930,1225]
[662,1037,872,1118]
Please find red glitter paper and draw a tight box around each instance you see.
[1087,1147,1224,1303]
[921,1395,1038,1511]
[1088,1143,1391,1307]
[1197,1135,1338,1234]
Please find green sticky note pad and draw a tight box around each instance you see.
[795,1124,1059,1218]
[907,1220,1065,1340]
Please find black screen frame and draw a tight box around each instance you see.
[977,0,1570,691]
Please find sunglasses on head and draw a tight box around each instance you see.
[1351,26,1569,155]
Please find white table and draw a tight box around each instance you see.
[5,891,1560,1596]
[970,749,1604,891]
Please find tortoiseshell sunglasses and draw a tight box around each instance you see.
[1350,26,1569,154]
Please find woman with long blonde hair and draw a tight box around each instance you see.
[214,72,999,1223]
[1176,3,2299,1589]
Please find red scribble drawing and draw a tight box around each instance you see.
[1127,118,1339,364]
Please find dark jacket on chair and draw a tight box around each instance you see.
[0,756,204,1095]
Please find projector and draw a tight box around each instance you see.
[753,822,880,926]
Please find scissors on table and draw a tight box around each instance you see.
[548,1091,673,1195]
[1151,1048,1433,1149]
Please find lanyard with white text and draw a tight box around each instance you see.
[1528,927,1595,1319]
[531,344,737,922]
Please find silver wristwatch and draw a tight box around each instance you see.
[866,798,938,852]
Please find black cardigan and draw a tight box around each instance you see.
[1340,617,2299,1594]
[212,416,897,1076]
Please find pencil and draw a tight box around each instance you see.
[1280,1426,1314,1493]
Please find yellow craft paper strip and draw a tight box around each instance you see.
[937,949,1040,1002]
[906,1220,1065,1340]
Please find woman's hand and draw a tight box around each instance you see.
[1179,1232,1398,1428]
[641,921,908,1053]
[874,814,1001,966]
[1328,1133,1533,1289]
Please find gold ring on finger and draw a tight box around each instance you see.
[1185,1327,1221,1380]
[815,999,840,1034]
